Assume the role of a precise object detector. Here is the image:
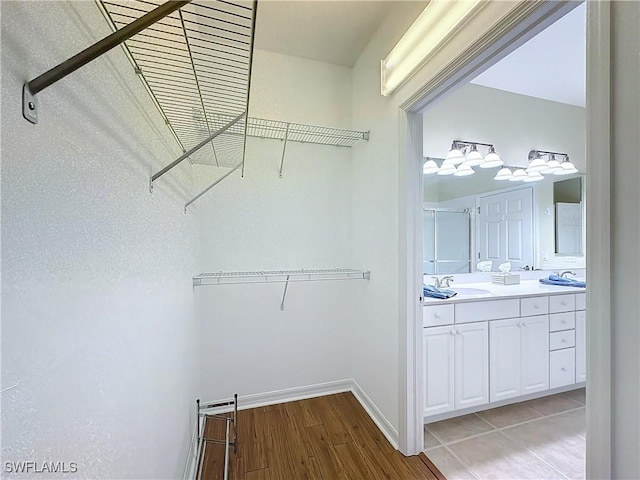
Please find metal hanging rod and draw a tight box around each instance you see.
[22,0,191,124]
[193,268,372,286]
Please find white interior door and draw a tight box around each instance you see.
[479,187,534,270]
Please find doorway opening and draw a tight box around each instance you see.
[397,1,608,477]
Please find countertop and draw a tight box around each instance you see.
[423,280,586,305]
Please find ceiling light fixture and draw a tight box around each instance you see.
[380,0,485,96]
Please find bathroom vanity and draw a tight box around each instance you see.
[422,281,586,421]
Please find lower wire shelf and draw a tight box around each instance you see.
[195,395,238,480]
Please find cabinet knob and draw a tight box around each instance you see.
[562,339,567,343]
[434,313,440,319]
[456,329,461,335]
[562,320,567,324]
[561,301,567,305]
[450,330,456,336]
[561,367,567,371]
[534,304,539,309]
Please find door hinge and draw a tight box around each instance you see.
[477,206,481,214]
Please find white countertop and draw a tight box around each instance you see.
[423,280,586,305]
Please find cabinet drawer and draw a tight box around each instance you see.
[575,293,586,311]
[455,299,520,324]
[550,348,576,388]
[550,312,575,332]
[521,296,549,317]
[423,304,454,328]
[549,294,576,313]
[550,330,575,351]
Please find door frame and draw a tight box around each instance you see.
[398,2,611,478]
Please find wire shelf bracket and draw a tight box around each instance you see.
[193,268,371,311]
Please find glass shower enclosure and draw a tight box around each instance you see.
[423,208,472,275]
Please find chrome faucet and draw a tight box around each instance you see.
[432,276,454,288]
[559,271,576,278]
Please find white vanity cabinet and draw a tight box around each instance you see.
[423,322,489,416]
[489,315,549,402]
[423,288,586,421]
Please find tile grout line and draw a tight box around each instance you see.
[426,405,585,449]
[424,405,586,477]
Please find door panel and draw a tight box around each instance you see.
[424,326,455,416]
[479,187,534,270]
[490,318,521,402]
[521,315,550,394]
[455,322,489,409]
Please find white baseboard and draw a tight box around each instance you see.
[191,378,399,455]
[350,380,399,449]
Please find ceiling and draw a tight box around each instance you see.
[252,1,586,107]
[471,2,586,107]
[253,1,400,67]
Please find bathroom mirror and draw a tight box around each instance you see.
[423,163,585,274]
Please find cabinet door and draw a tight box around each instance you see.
[490,318,521,402]
[455,322,489,410]
[521,315,550,395]
[424,326,455,416]
[575,311,586,382]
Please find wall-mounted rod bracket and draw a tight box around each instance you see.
[184,162,242,213]
[278,123,290,178]
[22,0,191,124]
[151,111,245,192]
[280,275,291,311]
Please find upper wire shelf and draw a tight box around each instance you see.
[98,0,256,170]
[193,268,371,286]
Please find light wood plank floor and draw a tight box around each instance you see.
[200,392,444,480]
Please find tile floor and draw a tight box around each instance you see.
[424,389,586,479]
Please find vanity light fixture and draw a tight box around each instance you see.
[523,170,545,182]
[437,161,457,176]
[528,149,579,176]
[444,142,466,165]
[463,144,484,167]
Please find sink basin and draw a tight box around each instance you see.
[451,287,492,296]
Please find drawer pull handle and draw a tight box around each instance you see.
[434,313,441,319]
[456,330,461,335]
[534,305,539,309]
[561,302,567,305]
[562,339,567,343]
[450,330,456,336]
[562,320,567,324]
[561,367,567,371]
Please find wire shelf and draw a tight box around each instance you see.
[98,0,256,168]
[193,268,371,286]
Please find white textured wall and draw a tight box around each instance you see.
[1,3,200,478]
[195,50,357,400]
[350,1,428,435]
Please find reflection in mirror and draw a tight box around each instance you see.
[423,161,585,274]
[554,177,583,255]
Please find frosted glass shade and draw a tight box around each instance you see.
[445,148,465,165]
[494,167,513,180]
[454,164,475,176]
[523,171,545,182]
[423,159,439,174]
[463,148,484,167]
[509,169,527,181]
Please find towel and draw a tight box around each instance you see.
[424,284,458,299]
[539,274,586,288]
